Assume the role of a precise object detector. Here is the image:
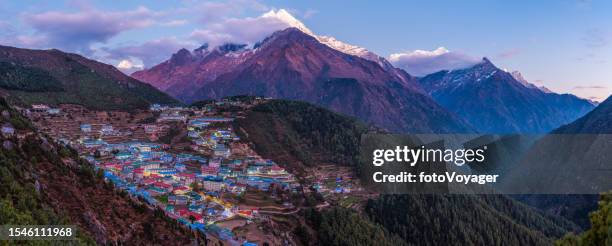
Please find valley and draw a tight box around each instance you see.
[0,3,609,244]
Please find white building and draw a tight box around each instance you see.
[80,124,92,133]
[202,180,223,191]
[213,144,230,158]
[100,124,114,134]
[47,108,61,114]
[31,104,50,112]
[143,124,158,133]
[158,112,186,122]
[1,123,15,137]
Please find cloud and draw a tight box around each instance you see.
[189,30,234,47]
[587,96,601,102]
[179,0,269,24]
[582,28,610,48]
[116,58,144,74]
[0,21,50,48]
[161,19,188,27]
[0,21,14,32]
[7,2,304,71]
[303,9,319,19]
[573,85,607,89]
[21,6,160,53]
[0,21,17,44]
[101,37,196,68]
[577,28,611,63]
[496,48,521,59]
[389,47,480,76]
[109,7,310,68]
[189,9,308,47]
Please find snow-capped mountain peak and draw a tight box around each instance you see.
[262,9,315,36]
[511,70,554,93]
[511,71,531,86]
[265,9,391,68]
[316,35,369,57]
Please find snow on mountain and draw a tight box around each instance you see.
[133,27,472,133]
[262,9,315,36]
[510,71,532,87]
[264,9,392,68]
[510,70,554,93]
[418,58,595,133]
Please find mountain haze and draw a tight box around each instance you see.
[554,95,612,133]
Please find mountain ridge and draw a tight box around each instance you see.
[235,99,580,245]
[553,95,612,133]
[134,27,472,133]
[0,45,178,110]
[418,58,595,133]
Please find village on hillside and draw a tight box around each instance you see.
[8,97,367,244]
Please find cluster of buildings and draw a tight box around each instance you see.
[24,99,323,243]
[31,104,61,114]
[74,104,298,237]
[24,103,171,145]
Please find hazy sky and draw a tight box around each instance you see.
[1,0,611,101]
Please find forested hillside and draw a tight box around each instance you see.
[298,207,406,246]
[0,45,178,111]
[0,99,95,244]
[236,99,370,173]
[237,99,580,245]
[556,192,612,245]
[0,61,64,92]
[365,195,579,246]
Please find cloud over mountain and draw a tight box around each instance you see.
[389,47,480,76]
[101,37,195,71]
[189,9,307,47]
[22,6,160,53]
[116,59,144,74]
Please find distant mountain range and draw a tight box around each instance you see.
[554,95,612,133]
[418,58,595,133]
[0,45,178,110]
[134,26,598,134]
[133,28,472,133]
